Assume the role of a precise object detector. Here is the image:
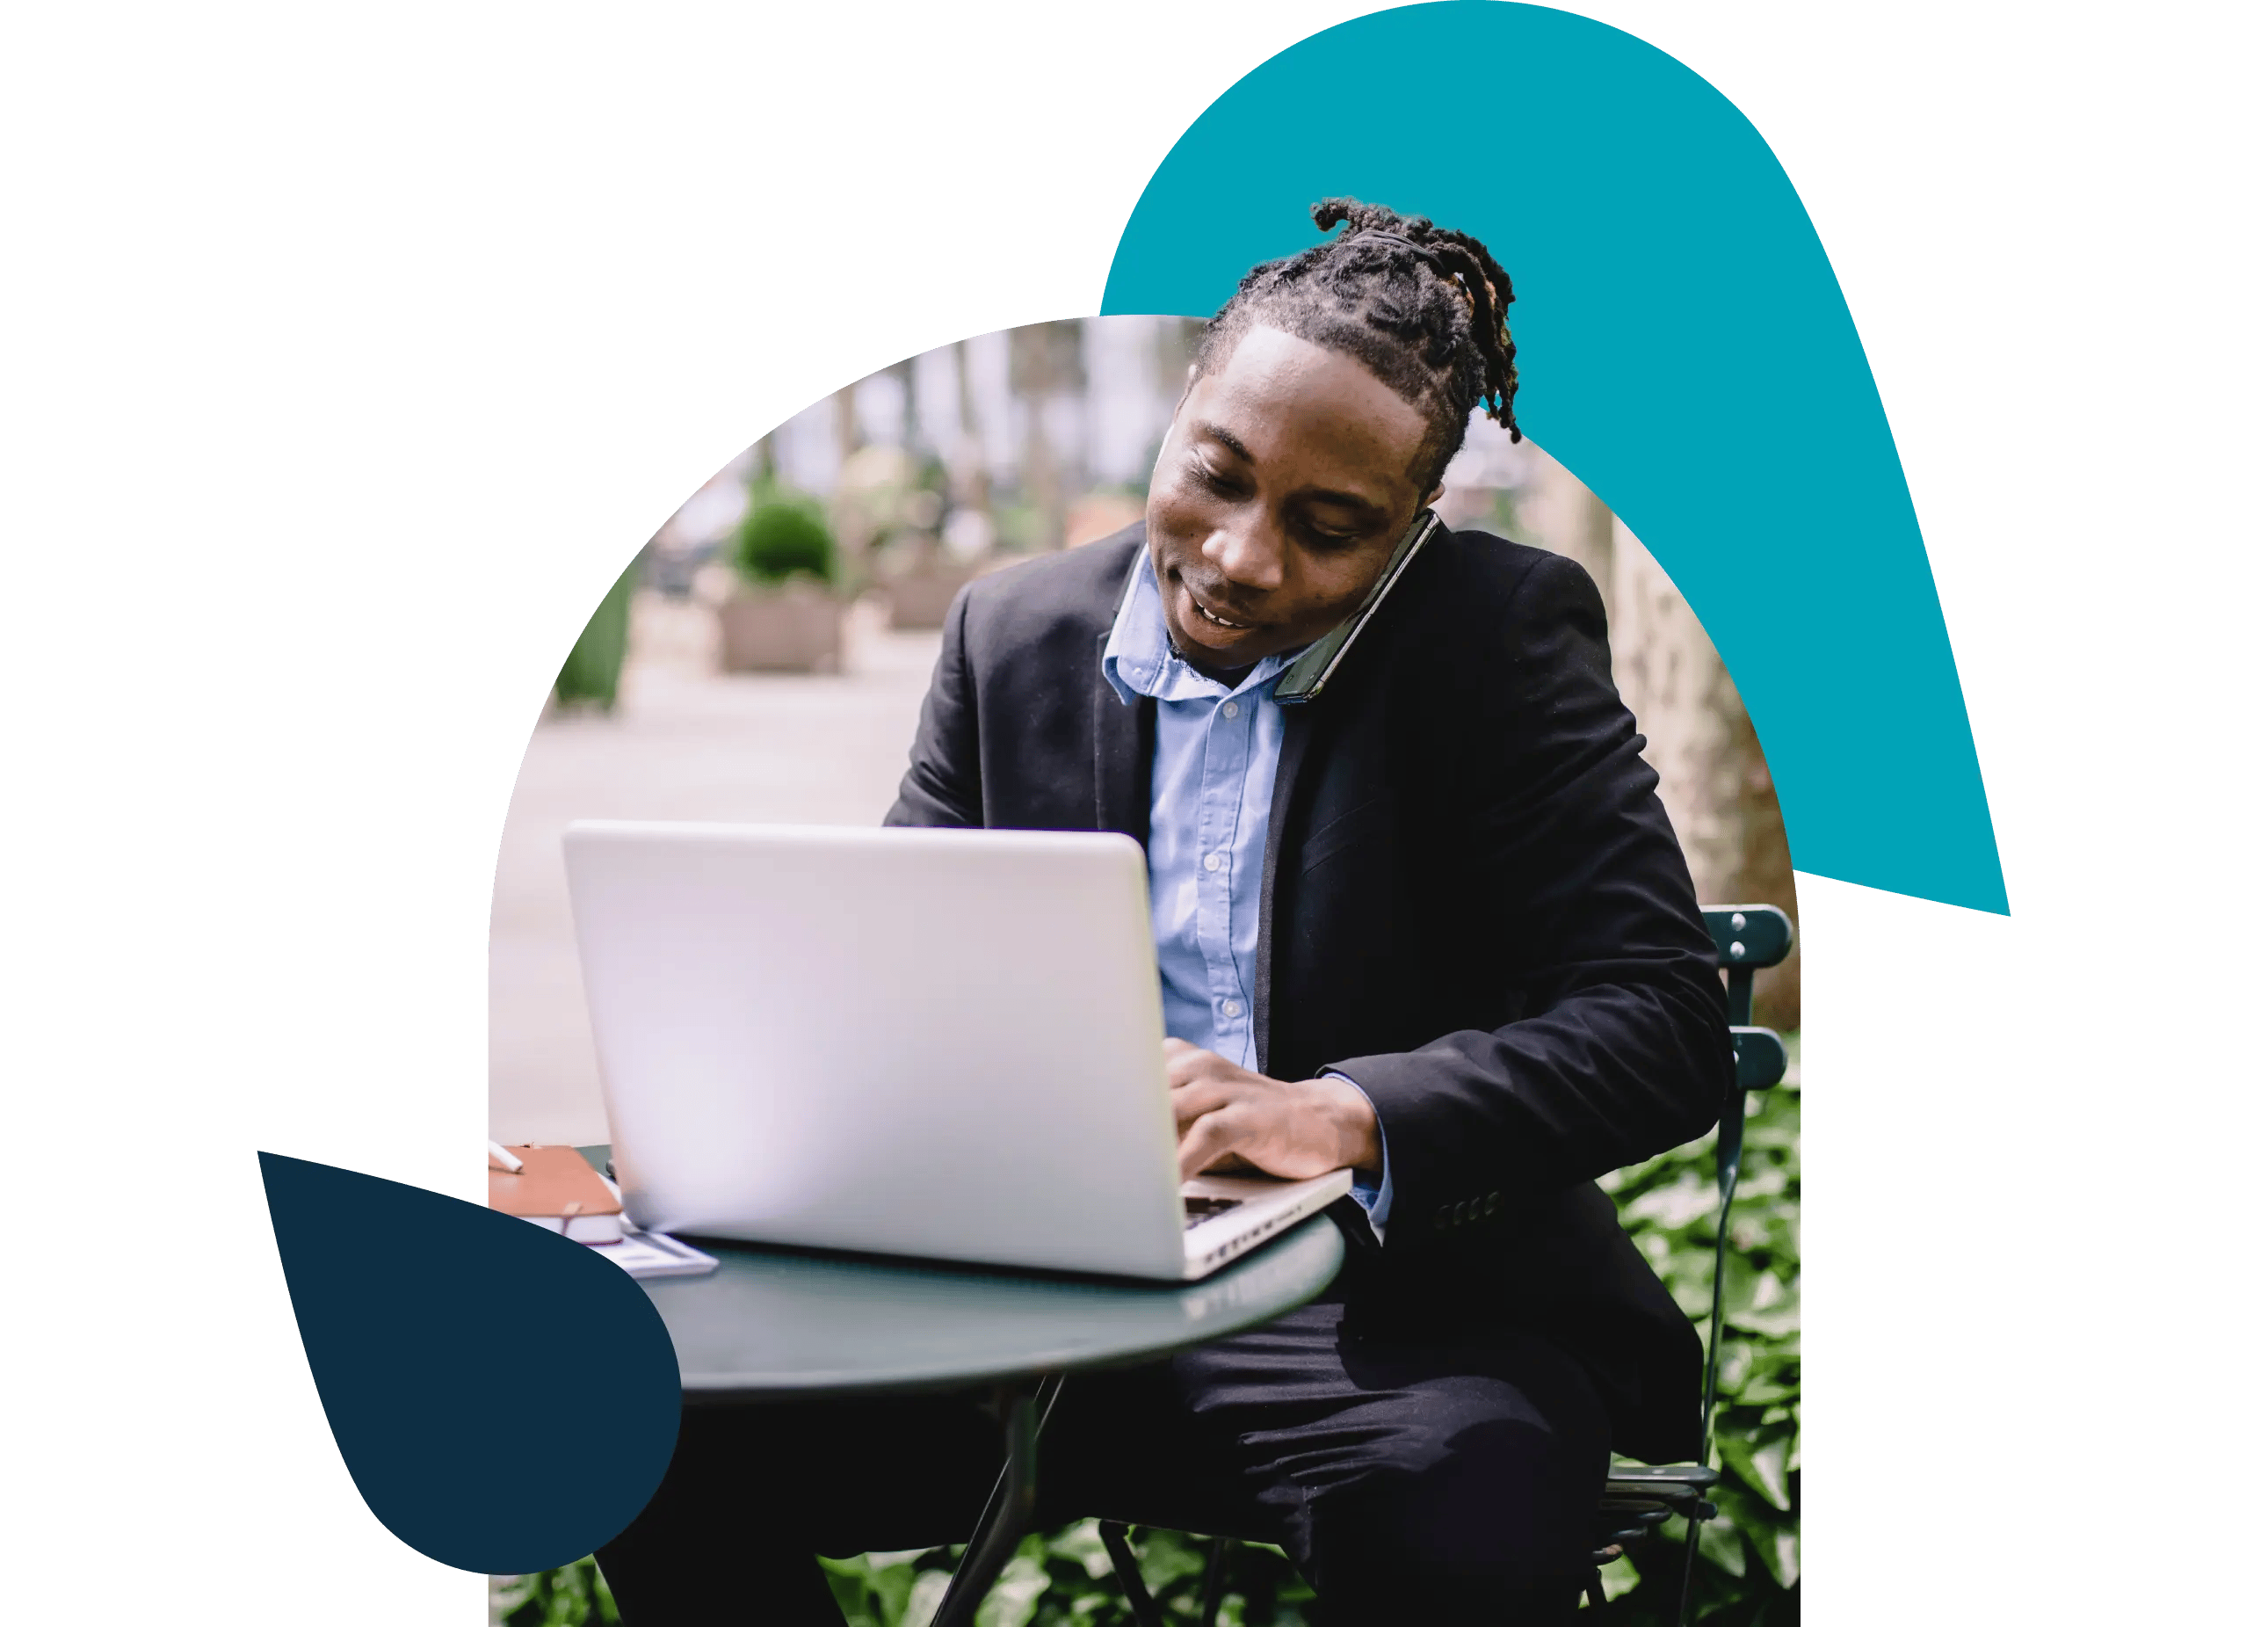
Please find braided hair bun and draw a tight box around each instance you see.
[1195,199,1520,488]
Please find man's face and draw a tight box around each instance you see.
[1143,325,1441,680]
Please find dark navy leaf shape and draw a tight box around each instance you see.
[258,1152,679,1574]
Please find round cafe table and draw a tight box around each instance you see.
[580,1147,1347,1627]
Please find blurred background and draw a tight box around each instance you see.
[488,314,1803,1624]
[493,314,1796,1148]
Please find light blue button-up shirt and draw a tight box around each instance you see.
[1100,555,1394,1239]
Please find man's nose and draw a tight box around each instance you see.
[1204,517,1286,594]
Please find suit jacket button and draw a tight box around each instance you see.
[1434,1205,1451,1231]
[1486,1190,1503,1215]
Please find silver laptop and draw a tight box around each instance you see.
[562,821,1351,1282]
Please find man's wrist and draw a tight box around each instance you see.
[1315,1074,1383,1177]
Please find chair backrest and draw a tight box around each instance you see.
[1692,904,1793,1451]
[1701,904,1794,1025]
[1700,903,1791,1101]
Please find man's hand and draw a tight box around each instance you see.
[1165,1039,1382,1183]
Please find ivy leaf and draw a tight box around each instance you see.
[1767,1527,1801,1590]
[904,1569,952,1627]
[1698,1513,1747,1577]
[1043,1520,1113,1582]
[1750,1435,1793,1512]
[1714,1484,1794,1595]
[975,1547,1049,1627]
[1624,1177,1721,1231]
[1728,1270,1801,1339]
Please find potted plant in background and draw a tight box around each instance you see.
[883,513,994,629]
[879,455,988,630]
[714,482,844,673]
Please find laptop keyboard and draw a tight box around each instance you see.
[1184,1195,1245,1231]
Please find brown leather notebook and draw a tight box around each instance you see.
[489,1144,625,1244]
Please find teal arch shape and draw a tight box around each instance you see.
[1104,1,2005,916]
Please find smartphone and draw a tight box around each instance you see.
[1270,508,1442,705]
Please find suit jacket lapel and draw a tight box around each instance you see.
[1254,701,1316,1078]
[1092,634,1154,846]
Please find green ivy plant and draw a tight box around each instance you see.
[815,1527,1316,1627]
[493,1557,618,1627]
[495,1070,1799,1626]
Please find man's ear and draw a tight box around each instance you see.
[1423,483,1446,508]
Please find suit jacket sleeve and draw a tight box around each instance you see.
[884,585,982,829]
[1324,551,1733,1244]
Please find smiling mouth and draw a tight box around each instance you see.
[1186,588,1258,632]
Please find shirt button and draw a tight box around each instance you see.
[1203,853,1223,873]
[1221,700,1240,719]
[1221,999,1243,1018]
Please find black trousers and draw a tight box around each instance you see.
[596,1293,1612,1624]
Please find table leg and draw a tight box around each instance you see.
[931,1375,1060,1627]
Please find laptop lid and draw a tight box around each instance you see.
[562,821,1192,1280]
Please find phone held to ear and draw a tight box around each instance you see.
[1270,509,1441,706]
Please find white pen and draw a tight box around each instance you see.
[488,1140,525,1173]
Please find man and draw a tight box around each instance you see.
[598,200,1731,1624]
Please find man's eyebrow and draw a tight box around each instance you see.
[1192,420,1255,462]
[1291,483,1392,519]
[1191,420,1393,519]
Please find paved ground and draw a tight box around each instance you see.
[488,592,941,1144]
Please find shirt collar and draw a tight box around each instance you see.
[1100,550,1303,706]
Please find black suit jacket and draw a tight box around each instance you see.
[886,525,1732,1464]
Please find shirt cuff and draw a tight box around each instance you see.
[1323,1070,1392,1245]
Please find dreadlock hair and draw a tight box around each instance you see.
[1193,199,1520,492]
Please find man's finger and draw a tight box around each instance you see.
[1169,1076,1234,1132]
[1163,1046,1226,1088]
[1176,1108,1243,1182]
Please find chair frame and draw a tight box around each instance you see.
[1584,903,1792,1622]
[1089,904,1794,1627]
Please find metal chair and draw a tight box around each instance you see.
[1583,903,1792,1622]
[1094,903,1794,1626]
